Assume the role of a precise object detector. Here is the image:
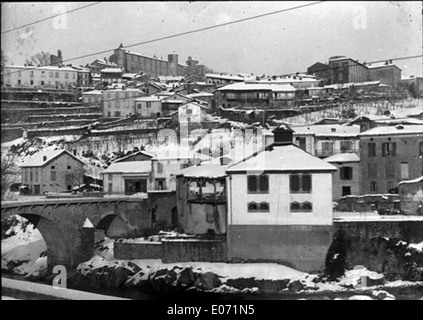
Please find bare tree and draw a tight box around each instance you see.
[1,153,18,200]
[26,51,51,67]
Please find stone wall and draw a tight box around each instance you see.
[327,220,423,280]
[227,225,333,273]
[113,239,227,262]
[114,242,162,259]
[336,194,401,215]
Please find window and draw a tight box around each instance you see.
[55,72,59,78]
[18,71,22,77]
[370,181,378,192]
[342,186,351,197]
[387,181,394,191]
[155,179,166,190]
[41,71,45,78]
[30,171,33,182]
[340,167,353,180]
[206,205,215,223]
[157,162,163,173]
[302,202,313,212]
[51,166,55,169]
[65,72,69,79]
[290,202,301,211]
[385,161,394,177]
[248,202,270,212]
[30,80,34,85]
[108,174,113,182]
[302,175,312,192]
[49,72,53,78]
[35,170,38,182]
[17,80,21,85]
[67,165,71,170]
[400,162,409,179]
[186,108,193,115]
[51,171,56,181]
[382,142,396,156]
[248,176,257,192]
[368,143,376,157]
[290,175,300,192]
[248,203,258,212]
[322,141,333,155]
[247,175,269,193]
[419,142,423,156]
[290,174,312,193]
[340,141,352,152]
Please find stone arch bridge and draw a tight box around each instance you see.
[1,197,150,270]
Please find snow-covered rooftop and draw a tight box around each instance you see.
[187,92,214,98]
[205,73,245,81]
[324,153,360,163]
[292,124,360,137]
[101,68,123,73]
[216,82,296,92]
[20,149,84,168]
[175,164,229,179]
[324,81,381,89]
[227,144,337,173]
[102,161,151,174]
[358,125,423,137]
[82,90,103,95]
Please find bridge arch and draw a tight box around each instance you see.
[5,213,72,270]
[96,214,131,239]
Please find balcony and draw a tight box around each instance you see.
[316,148,359,158]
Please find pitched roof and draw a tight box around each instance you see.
[20,149,84,168]
[113,150,155,163]
[292,124,360,137]
[216,82,296,92]
[227,144,337,173]
[175,164,229,179]
[102,161,152,174]
[358,125,423,137]
[324,153,360,163]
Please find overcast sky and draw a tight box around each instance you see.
[1,1,422,77]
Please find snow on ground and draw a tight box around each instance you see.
[408,242,423,252]
[2,222,47,275]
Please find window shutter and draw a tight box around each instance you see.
[392,142,396,156]
[259,175,269,192]
[382,143,386,156]
[248,176,257,192]
[302,175,312,192]
[290,175,300,192]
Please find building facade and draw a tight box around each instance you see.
[109,44,189,77]
[291,124,360,158]
[103,88,145,118]
[20,150,85,195]
[324,153,361,200]
[368,62,402,87]
[328,56,369,84]
[215,82,296,109]
[178,102,208,124]
[82,90,103,105]
[2,65,78,90]
[226,126,336,272]
[359,125,423,195]
[175,165,228,235]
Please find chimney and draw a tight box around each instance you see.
[272,125,294,146]
[389,60,393,64]
[43,156,47,161]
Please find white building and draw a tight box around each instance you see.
[135,96,164,118]
[82,90,103,105]
[103,88,145,118]
[226,125,337,272]
[101,161,151,195]
[2,65,78,89]
[178,101,208,124]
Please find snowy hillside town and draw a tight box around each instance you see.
[1,2,423,302]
